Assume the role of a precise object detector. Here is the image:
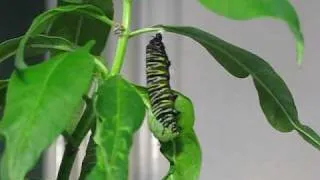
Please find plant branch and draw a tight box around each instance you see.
[57,98,96,180]
[110,0,132,75]
[129,27,162,38]
[78,132,96,180]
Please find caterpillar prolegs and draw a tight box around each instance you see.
[146,33,180,142]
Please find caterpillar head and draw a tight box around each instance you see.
[148,33,165,51]
[155,33,162,41]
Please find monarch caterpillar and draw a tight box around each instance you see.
[146,33,180,142]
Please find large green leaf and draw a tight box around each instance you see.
[134,86,202,180]
[198,0,304,64]
[50,0,114,56]
[0,35,76,64]
[160,25,320,150]
[85,76,145,180]
[0,46,95,180]
[15,4,113,69]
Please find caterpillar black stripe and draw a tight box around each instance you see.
[146,33,180,142]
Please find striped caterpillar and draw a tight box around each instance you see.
[146,33,180,142]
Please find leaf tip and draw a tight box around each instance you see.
[296,40,304,66]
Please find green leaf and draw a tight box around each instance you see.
[161,130,201,180]
[15,4,113,69]
[297,125,320,151]
[0,47,95,180]
[50,0,114,56]
[161,94,201,180]
[0,35,76,64]
[174,94,195,131]
[161,25,320,150]
[133,86,202,180]
[85,76,145,180]
[198,0,304,64]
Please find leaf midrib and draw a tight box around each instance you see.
[98,79,124,178]
[108,79,122,179]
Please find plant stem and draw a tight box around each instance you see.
[94,57,109,77]
[57,98,96,180]
[56,143,78,180]
[110,0,132,75]
[129,27,162,38]
[94,13,114,27]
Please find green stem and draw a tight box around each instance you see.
[110,0,132,75]
[129,27,162,38]
[94,57,109,78]
[56,143,78,180]
[57,98,96,180]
